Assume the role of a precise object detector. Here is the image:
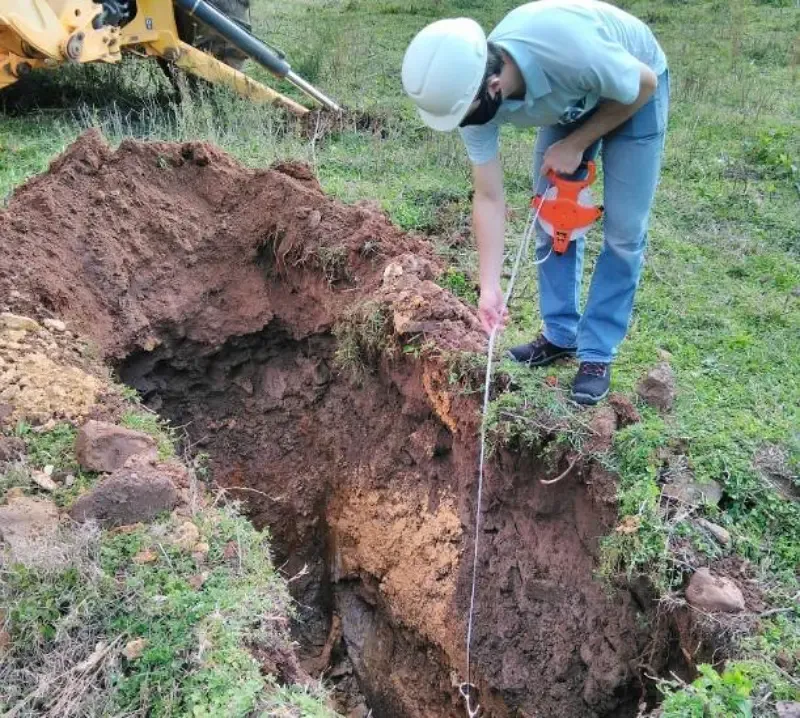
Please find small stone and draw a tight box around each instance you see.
[141,335,160,352]
[587,406,617,452]
[133,548,158,564]
[0,312,40,332]
[64,474,75,487]
[657,348,673,362]
[122,638,147,660]
[615,516,641,535]
[686,568,745,613]
[43,465,54,476]
[75,420,158,473]
[696,518,732,547]
[636,362,677,412]
[188,572,209,590]
[69,462,178,527]
[663,477,723,507]
[777,703,800,718]
[30,470,58,492]
[43,318,66,333]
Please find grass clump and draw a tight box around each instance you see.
[333,300,392,382]
[658,664,755,717]
[7,422,97,507]
[0,503,335,717]
[15,421,78,473]
[120,409,177,461]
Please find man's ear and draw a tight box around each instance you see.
[487,75,503,97]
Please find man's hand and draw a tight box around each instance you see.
[478,285,508,334]
[541,138,584,176]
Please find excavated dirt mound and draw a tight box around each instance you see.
[0,131,655,717]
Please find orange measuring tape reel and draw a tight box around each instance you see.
[531,161,604,255]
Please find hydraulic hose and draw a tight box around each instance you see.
[173,0,342,111]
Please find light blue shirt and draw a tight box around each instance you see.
[459,0,668,165]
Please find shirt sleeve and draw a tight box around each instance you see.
[458,123,500,165]
[579,36,642,105]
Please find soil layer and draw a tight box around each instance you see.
[0,131,652,717]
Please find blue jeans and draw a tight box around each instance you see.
[533,70,670,363]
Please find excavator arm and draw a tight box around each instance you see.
[0,0,121,87]
[0,0,340,115]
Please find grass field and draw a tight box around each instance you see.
[1,0,798,714]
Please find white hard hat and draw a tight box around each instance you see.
[401,18,488,132]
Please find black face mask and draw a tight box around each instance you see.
[459,87,502,127]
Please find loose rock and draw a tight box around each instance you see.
[75,420,158,472]
[636,362,676,412]
[43,318,67,332]
[69,462,178,526]
[686,568,745,613]
[696,518,732,547]
[777,702,800,718]
[30,470,58,492]
[122,638,147,660]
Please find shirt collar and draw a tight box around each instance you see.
[493,39,551,102]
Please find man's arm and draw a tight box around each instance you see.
[472,158,509,333]
[541,64,658,175]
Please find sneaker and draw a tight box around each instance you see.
[506,334,576,367]
[571,362,611,405]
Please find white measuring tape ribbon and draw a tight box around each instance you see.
[459,185,547,718]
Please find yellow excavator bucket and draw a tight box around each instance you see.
[0,0,333,115]
[0,0,120,88]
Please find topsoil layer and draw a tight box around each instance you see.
[0,131,658,717]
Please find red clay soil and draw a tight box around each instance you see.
[0,131,655,717]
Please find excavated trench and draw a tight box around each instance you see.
[0,131,670,717]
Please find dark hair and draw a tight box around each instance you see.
[485,42,505,80]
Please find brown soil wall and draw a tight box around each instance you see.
[0,132,651,717]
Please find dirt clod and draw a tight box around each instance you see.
[76,420,158,472]
[686,568,745,613]
[0,436,25,462]
[636,362,677,412]
[69,461,179,526]
[0,495,59,556]
[122,638,148,661]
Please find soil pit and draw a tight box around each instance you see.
[1,131,662,717]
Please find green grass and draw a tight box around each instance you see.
[0,503,335,717]
[1,0,798,711]
[7,422,97,507]
[120,409,178,461]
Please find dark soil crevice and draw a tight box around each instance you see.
[0,131,668,718]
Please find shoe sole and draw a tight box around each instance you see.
[505,349,576,367]
[570,387,610,406]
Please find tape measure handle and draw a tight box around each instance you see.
[547,161,597,187]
